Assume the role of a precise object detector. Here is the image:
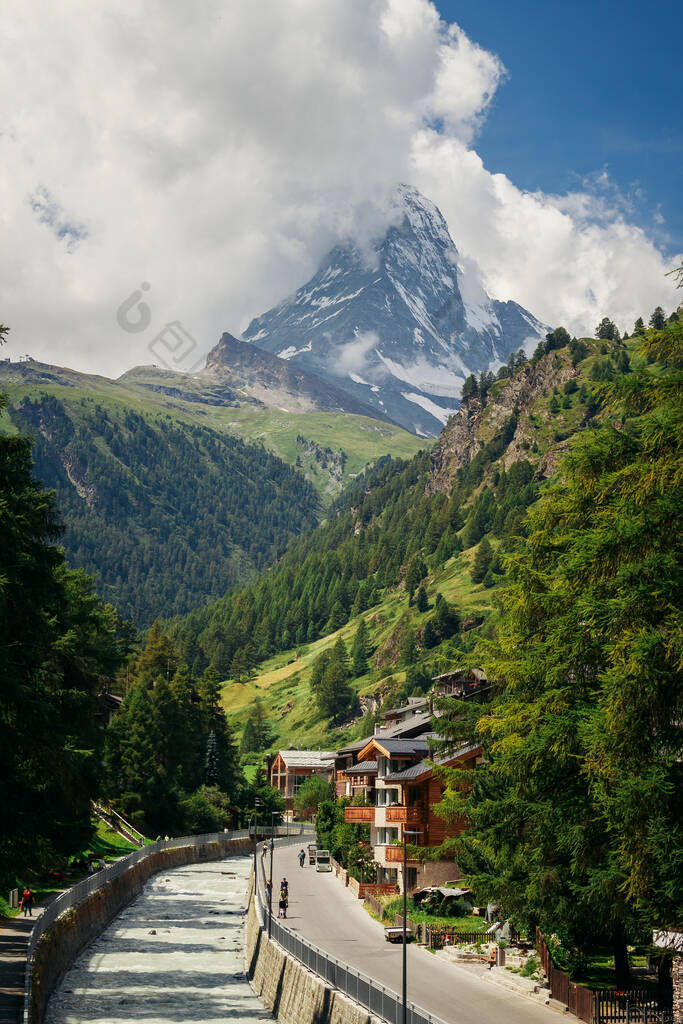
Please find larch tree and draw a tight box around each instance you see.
[437,320,682,986]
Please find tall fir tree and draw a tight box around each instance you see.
[351,619,369,677]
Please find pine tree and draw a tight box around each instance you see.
[239,716,259,756]
[351,619,369,677]
[135,620,178,684]
[400,629,417,666]
[471,537,493,584]
[648,305,666,329]
[317,659,353,723]
[405,556,426,604]
[423,619,438,649]
[442,321,683,983]
[595,316,619,341]
[326,600,346,633]
[205,729,219,787]
[434,594,458,640]
[230,647,248,683]
[461,374,479,400]
[251,697,273,752]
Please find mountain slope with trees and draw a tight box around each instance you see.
[433,315,682,984]
[2,391,320,625]
[164,310,680,750]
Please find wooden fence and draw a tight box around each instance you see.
[536,930,673,1024]
[392,915,489,950]
[536,928,593,1022]
[593,990,673,1024]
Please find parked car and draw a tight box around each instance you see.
[315,849,331,871]
[384,926,413,943]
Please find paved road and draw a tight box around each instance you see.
[45,857,270,1024]
[266,842,559,1024]
[0,901,53,1024]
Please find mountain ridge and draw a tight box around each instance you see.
[243,185,547,436]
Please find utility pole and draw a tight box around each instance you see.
[402,828,422,1024]
[253,798,261,879]
[268,835,275,937]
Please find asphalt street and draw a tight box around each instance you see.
[265,841,560,1024]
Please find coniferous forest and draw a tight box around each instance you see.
[1,309,681,990]
[11,394,320,624]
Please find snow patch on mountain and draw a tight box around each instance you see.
[242,184,547,435]
[401,392,457,425]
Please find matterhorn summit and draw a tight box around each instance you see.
[243,185,546,436]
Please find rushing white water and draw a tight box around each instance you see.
[45,855,271,1023]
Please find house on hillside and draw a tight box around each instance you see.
[342,732,482,891]
[334,739,377,801]
[431,668,487,699]
[370,669,487,741]
[269,749,335,818]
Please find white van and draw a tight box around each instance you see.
[315,849,331,872]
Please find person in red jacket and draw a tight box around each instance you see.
[21,887,34,917]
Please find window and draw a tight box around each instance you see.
[377,827,399,845]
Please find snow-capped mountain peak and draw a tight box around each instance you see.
[242,186,547,436]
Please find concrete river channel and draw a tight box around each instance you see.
[44,856,271,1024]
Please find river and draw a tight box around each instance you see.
[45,855,271,1024]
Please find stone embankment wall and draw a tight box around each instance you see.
[245,885,381,1024]
[30,837,251,1024]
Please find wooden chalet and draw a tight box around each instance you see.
[344,734,482,891]
[269,748,335,817]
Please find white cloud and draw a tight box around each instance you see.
[332,331,381,375]
[0,0,679,375]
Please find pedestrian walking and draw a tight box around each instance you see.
[278,885,288,919]
[298,848,305,867]
[21,887,34,917]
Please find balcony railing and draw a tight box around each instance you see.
[385,805,423,824]
[384,844,419,864]
[344,806,375,823]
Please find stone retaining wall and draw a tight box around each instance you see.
[246,882,381,1024]
[30,836,252,1024]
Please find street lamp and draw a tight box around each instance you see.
[253,797,262,877]
[402,828,422,1024]
[268,811,278,938]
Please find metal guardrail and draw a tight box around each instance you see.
[254,849,449,1024]
[22,826,266,1024]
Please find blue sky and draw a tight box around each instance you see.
[3,1,679,374]
[438,0,682,253]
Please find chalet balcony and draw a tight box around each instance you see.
[344,806,375,823]
[383,844,419,864]
[385,805,422,824]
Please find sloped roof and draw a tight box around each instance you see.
[278,749,336,769]
[346,760,377,774]
[383,743,482,782]
[378,711,432,737]
[336,738,372,755]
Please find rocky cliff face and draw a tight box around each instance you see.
[243,185,547,437]
[202,332,392,419]
[427,348,581,494]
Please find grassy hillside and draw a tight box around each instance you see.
[0,361,423,501]
[0,361,423,624]
[222,542,495,750]
[198,331,645,752]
